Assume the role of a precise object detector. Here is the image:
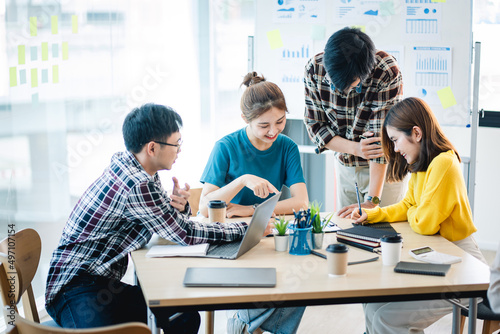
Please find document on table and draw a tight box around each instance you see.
[146,243,210,257]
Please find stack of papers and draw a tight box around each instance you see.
[146,243,209,257]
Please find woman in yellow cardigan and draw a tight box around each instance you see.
[351,97,486,334]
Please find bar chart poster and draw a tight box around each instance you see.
[275,38,312,117]
[411,46,452,105]
[404,0,442,41]
[333,0,386,24]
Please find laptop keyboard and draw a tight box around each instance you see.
[207,241,240,258]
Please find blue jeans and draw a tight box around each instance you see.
[46,274,200,333]
[238,307,306,334]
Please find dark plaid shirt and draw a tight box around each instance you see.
[45,150,247,307]
[304,50,403,166]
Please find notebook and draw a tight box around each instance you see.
[183,267,276,287]
[146,243,209,258]
[202,189,281,259]
[337,225,398,242]
[394,261,451,276]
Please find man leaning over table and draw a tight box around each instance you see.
[45,104,252,333]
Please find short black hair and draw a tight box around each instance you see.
[122,103,183,153]
[323,27,376,92]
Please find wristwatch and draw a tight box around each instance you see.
[366,195,380,205]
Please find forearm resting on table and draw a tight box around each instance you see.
[199,179,246,217]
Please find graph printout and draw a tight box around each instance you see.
[333,0,386,24]
[404,0,442,41]
[411,46,452,105]
[273,0,326,23]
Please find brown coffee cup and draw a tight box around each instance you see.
[207,200,227,223]
[326,243,349,277]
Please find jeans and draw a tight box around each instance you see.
[46,274,200,333]
[238,307,306,334]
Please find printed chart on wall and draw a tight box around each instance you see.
[404,0,442,41]
[276,37,312,114]
[410,47,452,106]
[333,0,390,24]
[273,0,326,23]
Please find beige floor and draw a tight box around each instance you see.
[200,249,499,334]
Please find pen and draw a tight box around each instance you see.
[355,182,362,216]
[311,250,379,265]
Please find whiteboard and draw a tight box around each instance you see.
[254,0,473,126]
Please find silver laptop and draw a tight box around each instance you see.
[183,267,276,287]
[203,189,281,260]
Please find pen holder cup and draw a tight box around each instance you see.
[289,226,313,255]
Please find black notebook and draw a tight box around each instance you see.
[394,261,451,276]
[337,225,398,242]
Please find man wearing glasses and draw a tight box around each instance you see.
[303,27,406,216]
[45,104,249,333]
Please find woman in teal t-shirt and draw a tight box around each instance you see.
[199,72,309,218]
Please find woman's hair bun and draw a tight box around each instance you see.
[242,71,266,87]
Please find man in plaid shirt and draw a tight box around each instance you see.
[304,27,407,216]
[45,104,248,333]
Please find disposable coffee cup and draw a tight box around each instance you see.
[380,234,403,266]
[207,200,227,223]
[326,243,349,277]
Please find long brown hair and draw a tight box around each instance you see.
[240,72,287,122]
[382,97,460,182]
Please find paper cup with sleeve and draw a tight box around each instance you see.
[326,243,349,277]
[380,234,403,266]
[207,200,227,223]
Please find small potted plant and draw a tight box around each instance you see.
[310,201,327,249]
[274,216,290,252]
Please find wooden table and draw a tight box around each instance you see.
[131,215,490,334]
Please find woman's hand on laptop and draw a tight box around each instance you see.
[242,175,279,198]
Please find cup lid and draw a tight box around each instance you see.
[380,234,402,243]
[326,243,348,253]
[207,200,226,209]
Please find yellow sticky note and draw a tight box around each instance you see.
[18,45,26,65]
[9,67,17,87]
[62,42,69,60]
[52,65,59,83]
[431,0,446,2]
[30,17,37,36]
[51,16,58,34]
[72,15,78,34]
[266,29,283,50]
[31,68,38,88]
[437,87,457,109]
[311,25,326,40]
[352,25,366,33]
[42,42,48,61]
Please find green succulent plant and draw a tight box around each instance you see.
[274,216,289,236]
[310,201,328,233]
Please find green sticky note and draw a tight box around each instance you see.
[51,16,58,34]
[31,68,38,88]
[42,42,48,61]
[380,1,395,16]
[351,25,366,33]
[437,87,457,109]
[72,15,78,34]
[30,17,37,36]
[9,67,17,87]
[62,42,69,60]
[311,25,326,40]
[18,45,25,65]
[52,65,59,83]
[266,29,283,50]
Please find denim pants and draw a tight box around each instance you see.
[238,307,306,334]
[46,274,200,333]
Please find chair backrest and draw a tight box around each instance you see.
[4,306,151,334]
[188,188,202,216]
[0,228,42,322]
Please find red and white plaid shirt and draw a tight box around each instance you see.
[304,50,403,166]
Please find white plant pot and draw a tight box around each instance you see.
[274,234,289,252]
[312,232,325,249]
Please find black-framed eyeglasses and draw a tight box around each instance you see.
[154,139,183,152]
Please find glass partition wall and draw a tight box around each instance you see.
[0,0,255,321]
